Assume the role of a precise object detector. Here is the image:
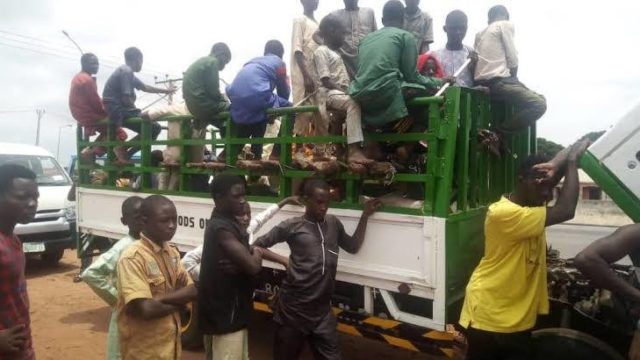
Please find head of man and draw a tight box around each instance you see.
[235,202,252,229]
[0,164,38,230]
[121,196,143,238]
[488,5,509,24]
[81,53,99,75]
[124,47,143,72]
[382,0,405,28]
[211,173,247,218]
[301,0,319,12]
[444,10,468,47]
[404,0,420,14]
[343,0,358,11]
[515,154,553,207]
[211,42,232,71]
[319,15,346,49]
[140,195,177,244]
[264,40,285,59]
[301,178,330,222]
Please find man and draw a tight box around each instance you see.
[291,0,321,137]
[314,14,372,167]
[226,40,291,160]
[459,140,590,360]
[0,164,38,360]
[403,0,433,54]
[433,10,475,88]
[329,0,377,77]
[69,53,129,164]
[348,0,442,129]
[183,43,232,164]
[199,174,285,359]
[474,5,546,132]
[81,196,143,360]
[253,178,381,359]
[103,47,176,157]
[116,195,196,360]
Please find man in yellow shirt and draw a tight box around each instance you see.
[459,140,589,359]
[116,195,197,360]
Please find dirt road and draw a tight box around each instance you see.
[26,250,442,359]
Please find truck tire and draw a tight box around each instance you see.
[181,302,203,350]
[532,328,625,360]
[41,248,64,265]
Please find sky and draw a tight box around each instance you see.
[1,0,639,167]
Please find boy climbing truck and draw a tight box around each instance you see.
[73,86,640,358]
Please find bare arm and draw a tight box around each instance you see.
[295,51,315,94]
[127,298,181,320]
[157,284,197,306]
[575,224,640,303]
[141,84,175,94]
[257,248,289,268]
[219,229,263,276]
[339,199,382,254]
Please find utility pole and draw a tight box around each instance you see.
[35,109,45,146]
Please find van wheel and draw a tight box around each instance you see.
[181,302,203,350]
[41,248,64,265]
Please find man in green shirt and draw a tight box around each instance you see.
[349,0,443,129]
[183,43,232,163]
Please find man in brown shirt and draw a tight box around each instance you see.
[116,195,196,360]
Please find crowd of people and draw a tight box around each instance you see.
[68,0,547,187]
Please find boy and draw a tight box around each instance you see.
[313,15,372,167]
[103,47,176,157]
[0,164,39,360]
[69,53,129,164]
[116,195,196,360]
[226,41,291,160]
[82,196,143,360]
[403,0,434,53]
[253,179,381,359]
[329,0,377,78]
[432,10,475,88]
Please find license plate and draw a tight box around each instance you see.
[23,242,45,253]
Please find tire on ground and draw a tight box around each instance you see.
[41,248,64,265]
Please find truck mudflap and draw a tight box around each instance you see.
[253,301,457,358]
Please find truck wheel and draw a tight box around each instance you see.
[41,248,64,265]
[532,328,625,360]
[181,302,203,350]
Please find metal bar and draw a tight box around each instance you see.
[433,87,461,218]
[455,92,471,212]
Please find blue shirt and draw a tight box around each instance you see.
[103,65,144,107]
[226,54,291,124]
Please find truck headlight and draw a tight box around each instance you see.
[64,204,76,221]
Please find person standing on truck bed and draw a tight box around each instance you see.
[69,53,130,165]
[432,10,476,88]
[0,164,38,360]
[103,47,176,159]
[402,0,434,54]
[252,178,382,360]
[81,196,143,360]
[458,140,590,360]
[198,174,287,360]
[329,0,377,78]
[116,195,197,360]
[183,43,232,164]
[474,5,547,132]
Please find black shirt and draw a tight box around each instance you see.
[198,209,254,335]
[102,65,144,107]
[253,215,353,333]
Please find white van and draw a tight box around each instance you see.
[0,142,76,264]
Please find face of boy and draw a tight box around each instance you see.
[219,183,247,217]
[235,203,251,228]
[0,178,38,225]
[444,19,468,45]
[143,202,177,243]
[519,172,553,207]
[305,188,329,222]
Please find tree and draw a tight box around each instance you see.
[537,138,564,158]
[580,131,605,143]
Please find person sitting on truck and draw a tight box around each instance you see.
[348,0,446,162]
[199,174,288,360]
[314,14,372,167]
[252,178,382,360]
[70,53,130,165]
[458,140,590,360]
[0,164,38,360]
[116,195,196,360]
[81,196,143,360]
[183,43,232,163]
[103,47,176,159]
[474,5,547,132]
[226,40,292,161]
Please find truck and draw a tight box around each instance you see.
[73,87,639,359]
[0,142,77,264]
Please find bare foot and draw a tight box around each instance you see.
[478,129,501,157]
[348,144,374,166]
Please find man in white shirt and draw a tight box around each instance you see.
[433,10,474,88]
[474,5,546,132]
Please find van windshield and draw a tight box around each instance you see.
[0,155,71,186]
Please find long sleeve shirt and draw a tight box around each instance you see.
[182,203,281,282]
[474,20,518,81]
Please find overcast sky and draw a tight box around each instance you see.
[1,0,639,166]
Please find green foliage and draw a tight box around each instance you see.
[580,130,606,143]
[537,137,564,158]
